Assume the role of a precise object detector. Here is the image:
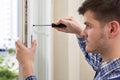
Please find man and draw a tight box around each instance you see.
[15,0,120,80]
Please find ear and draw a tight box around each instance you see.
[108,21,120,38]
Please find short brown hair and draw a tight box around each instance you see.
[78,0,120,23]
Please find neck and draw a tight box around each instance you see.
[101,42,120,62]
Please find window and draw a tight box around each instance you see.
[0,0,18,79]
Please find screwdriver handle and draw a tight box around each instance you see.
[52,23,67,28]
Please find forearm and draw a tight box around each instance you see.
[21,64,34,79]
[15,40,37,80]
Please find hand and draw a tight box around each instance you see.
[54,17,83,36]
[15,40,37,78]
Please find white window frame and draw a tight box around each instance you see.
[18,0,52,80]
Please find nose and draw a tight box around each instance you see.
[81,29,88,38]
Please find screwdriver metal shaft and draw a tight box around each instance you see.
[33,23,67,28]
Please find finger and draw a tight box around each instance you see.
[59,18,71,27]
[15,40,26,49]
[15,40,20,49]
[31,40,37,52]
[54,19,62,25]
[63,16,74,20]
[54,27,67,32]
[54,17,71,24]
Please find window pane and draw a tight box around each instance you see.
[0,0,18,80]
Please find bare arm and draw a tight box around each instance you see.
[53,17,84,37]
[15,17,82,79]
[54,17,102,71]
[15,40,36,79]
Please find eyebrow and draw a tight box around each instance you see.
[84,21,93,26]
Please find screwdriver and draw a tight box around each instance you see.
[33,23,67,28]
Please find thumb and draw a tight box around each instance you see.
[31,40,37,52]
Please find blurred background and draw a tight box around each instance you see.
[0,0,18,80]
[0,0,95,80]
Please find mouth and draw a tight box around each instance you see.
[85,39,88,43]
[85,40,89,46]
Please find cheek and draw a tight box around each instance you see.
[86,31,103,45]
[91,32,107,49]
[87,30,100,40]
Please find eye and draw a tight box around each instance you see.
[86,24,92,29]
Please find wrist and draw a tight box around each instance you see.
[25,75,37,80]
[76,29,82,37]
[21,64,34,79]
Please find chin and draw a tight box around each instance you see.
[86,47,95,53]
[86,48,99,53]
[86,49,93,53]
[86,48,92,52]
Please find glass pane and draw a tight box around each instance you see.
[32,0,52,79]
[0,0,18,80]
[33,25,51,80]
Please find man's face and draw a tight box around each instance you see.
[83,10,109,53]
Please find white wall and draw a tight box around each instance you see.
[52,0,95,80]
